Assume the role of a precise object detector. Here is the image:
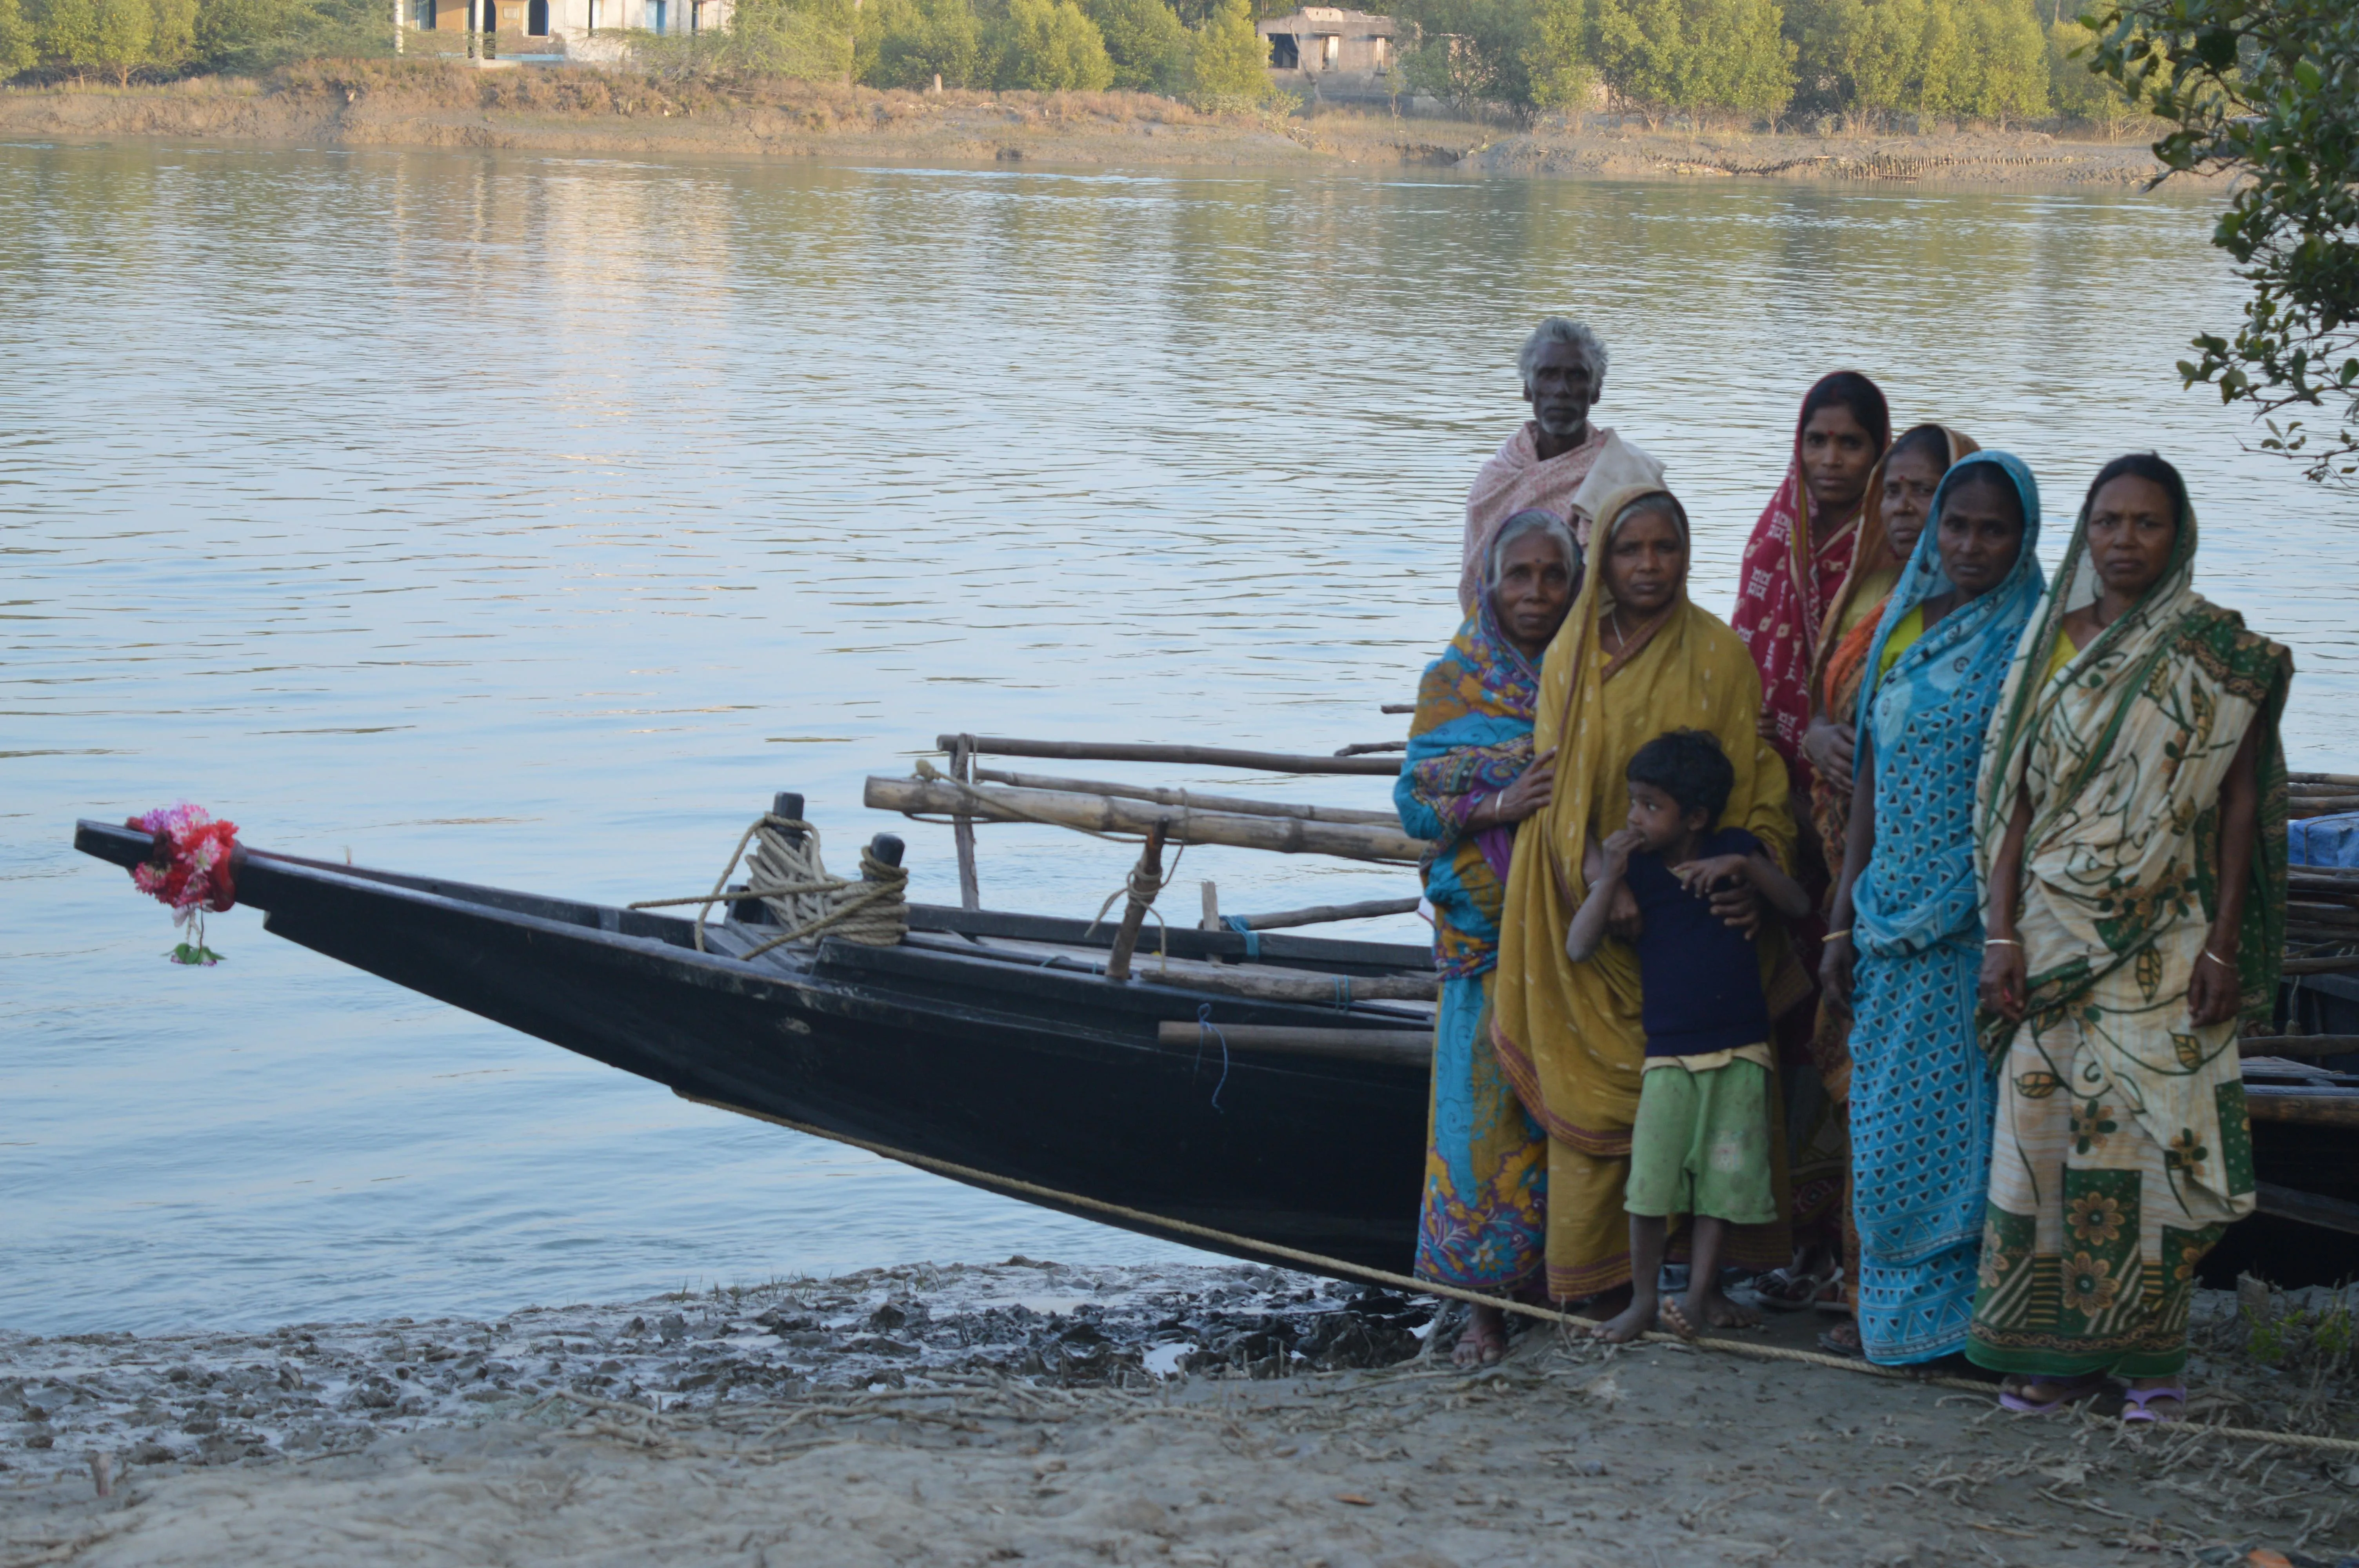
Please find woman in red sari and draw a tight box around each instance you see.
[1730,372,1889,1312]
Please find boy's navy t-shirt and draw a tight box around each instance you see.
[1625,826,1774,1059]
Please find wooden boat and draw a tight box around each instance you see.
[73,755,2359,1289]
[72,809,1439,1277]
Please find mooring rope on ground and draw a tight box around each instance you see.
[630,814,907,956]
[676,1087,2359,1455]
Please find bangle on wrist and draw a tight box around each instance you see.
[1985,937,2021,948]
[1823,928,1852,941]
[2201,947,2235,970]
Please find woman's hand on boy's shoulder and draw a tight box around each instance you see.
[1672,853,1750,896]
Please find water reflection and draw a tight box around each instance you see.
[2,143,2354,1332]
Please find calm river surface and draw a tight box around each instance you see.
[5,140,2356,1333]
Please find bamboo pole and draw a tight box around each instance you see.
[865,776,1430,864]
[2290,773,2359,788]
[2282,953,2359,975]
[970,768,1399,826]
[1331,740,1407,757]
[2246,1090,2359,1127]
[951,737,980,912]
[936,734,1401,777]
[1154,1020,1432,1067]
[2241,1036,2359,1058]
[1104,825,1166,984]
[1232,895,1422,930]
[1147,965,1438,1004]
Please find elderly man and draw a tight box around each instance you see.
[1458,318,1659,614]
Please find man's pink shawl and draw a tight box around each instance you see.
[1458,423,1614,613]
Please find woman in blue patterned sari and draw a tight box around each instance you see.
[1820,453,2045,1365]
[1398,508,1579,1366]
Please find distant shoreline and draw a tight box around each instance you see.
[0,70,2205,189]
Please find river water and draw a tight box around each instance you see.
[5,140,2355,1334]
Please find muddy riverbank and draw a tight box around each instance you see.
[0,68,2196,187]
[4,1261,2357,1566]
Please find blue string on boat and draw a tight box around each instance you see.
[1193,1002,1229,1112]
[1221,915,1260,960]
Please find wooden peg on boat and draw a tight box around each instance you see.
[1105,823,1167,984]
[866,834,905,877]
[1200,880,1220,932]
[949,738,981,912]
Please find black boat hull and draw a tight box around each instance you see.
[76,820,1432,1276]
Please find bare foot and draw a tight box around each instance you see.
[1691,1281,1760,1331]
[1999,1373,2105,1412]
[1452,1306,1508,1367]
[1590,1292,1659,1344]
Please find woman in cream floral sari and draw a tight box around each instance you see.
[1971,454,2292,1420]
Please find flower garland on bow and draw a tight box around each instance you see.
[128,803,239,965]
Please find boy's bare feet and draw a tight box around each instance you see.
[1690,1278,1760,1330]
[1590,1289,1658,1343]
[1452,1305,1509,1367]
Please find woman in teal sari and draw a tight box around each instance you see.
[1398,509,1578,1365]
[1821,452,2044,1365]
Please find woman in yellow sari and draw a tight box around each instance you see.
[1490,485,1803,1303]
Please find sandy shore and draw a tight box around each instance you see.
[5,1261,2356,1566]
[0,70,2197,188]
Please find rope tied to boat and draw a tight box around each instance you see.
[630,814,907,956]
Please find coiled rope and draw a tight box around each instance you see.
[630,814,908,958]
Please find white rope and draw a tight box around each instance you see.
[630,815,907,955]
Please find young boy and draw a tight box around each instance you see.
[1565,729,1810,1343]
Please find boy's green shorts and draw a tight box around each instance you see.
[1625,1057,1776,1224]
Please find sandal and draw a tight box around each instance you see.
[1752,1265,1843,1313]
[1998,1372,2107,1414]
[1817,1321,1865,1359]
[2121,1385,2187,1424]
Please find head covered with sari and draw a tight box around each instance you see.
[1399,509,1581,978]
[1977,458,2293,1051]
[1851,451,2046,958]
[1811,425,1983,730]
[1489,484,1800,1298]
[1838,451,2041,1366]
[1731,373,1894,789]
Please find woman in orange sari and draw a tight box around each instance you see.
[1490,485,1803,1304]
[1795,423,1977,1349]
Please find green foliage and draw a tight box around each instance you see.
[1183,0,1265,107]
[1525,0,1592,109]
[1926,0,2045,123]
[990,0,1112,89]
[0,0,40,72]
[2085,0,2359,483]
[2045,16,2135,131]
[1581,0,1794,119]
[35,0,103,67]
[1765,0,2048,124]
[189,0,392,74]
[90,0,154,80]
[860,0,977,87]
[1080,0,1184,91]
[1393,0,1535,117]
[725,0,854,79]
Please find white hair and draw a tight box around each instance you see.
[1517,317,1609,388]
[1488,508,1580,588]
